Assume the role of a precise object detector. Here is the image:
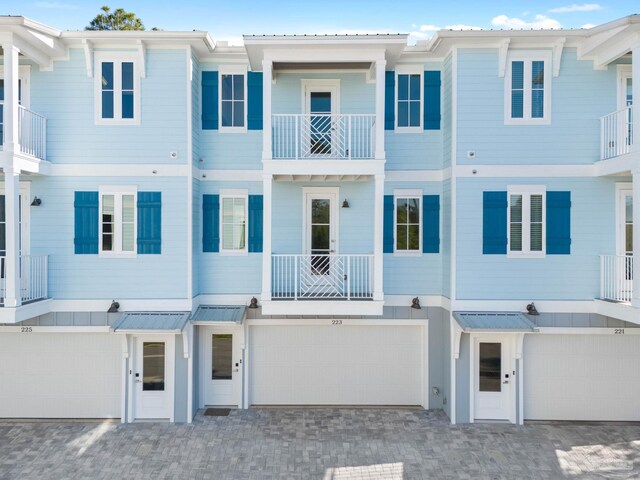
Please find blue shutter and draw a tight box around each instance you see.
[546,191,571,255]
[385,70,395,130]
[202,71,218,130]
[423,195,440,253]
[383,195,394,253]
[248,195,263,252]
[483,191,508,254]
[423,71,441,130]
[247,72,263,130]
[137,192,161,254]
[74,191,99,254]
[203,194,219,252]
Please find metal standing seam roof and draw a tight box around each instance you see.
[453,312,538,332]
[112,312,191,332]
[191,305,246,324]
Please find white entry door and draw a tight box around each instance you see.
[134,336,173,420]
[303,81,339,157]
[474,338,512,421]
[302,188,340,297]
[202,327,243,407]
[617,187,633,296]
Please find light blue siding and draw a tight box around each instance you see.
[456,48,617,165]
[456,176,622,300]
[31,49,189,164]
[29,176,188,299]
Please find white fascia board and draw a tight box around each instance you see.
[0,299,53,324]
[595,153,639,176]
[262,159,385,176]
[594,299,640,324]
[260,300,384,316]
[247,318,427,327]
[50,299,194,312]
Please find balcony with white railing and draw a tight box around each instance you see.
[600,254,633,303]
[272,254,373,300]
[0,105,48,161]
[0,255,49,306]
[272,114,376,160]
[600,106,633,161]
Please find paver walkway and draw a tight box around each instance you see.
[0,409,639,479]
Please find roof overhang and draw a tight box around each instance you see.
[243,34,408,71]
[453,311,538,333]
[112,312,191,333]
[0,16,66,70]
[190,305,247,325]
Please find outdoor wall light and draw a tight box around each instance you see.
[526,302,539,316]
[107,300,120,313]
[342,199,350,208]
[432,387,440,397]
[411,297,421,309]
[248,297,259,309]
[30,196,42,206]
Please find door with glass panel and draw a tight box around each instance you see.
[0,194,24,302]
[0,76,25,148]
[474,339,511,421]
[134,337,173,420]
[303,189,339,297]
[618,188,633,296]
[202,328,242,407]
[617,67,632,150]
[303,85,338,157]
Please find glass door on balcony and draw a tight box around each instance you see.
[617,66,632,149]
[0,78,25,147]
[617,188,633,296]
[302,188,339,297]
[303,83,338,158]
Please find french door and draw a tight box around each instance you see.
[303,83,338,157]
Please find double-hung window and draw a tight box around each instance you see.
[99,186,137,256]
[220,191,247,254]
[95,53,140,124]
[508,186,545,256]
[394,191,422,253]
[219,66,246,132]
[396,68,422,131]
[505,52,551,124]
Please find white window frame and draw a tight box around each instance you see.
[98,185,138,258]
[0,182,31,257]
[218,65,248,133]
[395,65,423,133]
[0,66,31,109]
[504,51,552,125]
[219,188,248,256]
[393,189,422,256]
[507,185,546,258]
[94,52,141,125]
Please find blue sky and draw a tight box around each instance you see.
[2,0,637,44]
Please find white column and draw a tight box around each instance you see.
[4,166,21,307]
[374,59,386,160]
[373,174,385,301]
[261,174,273,301]
[631,42,640,154]
[3,40,19,154]
[262,60,273,160]
[632,167,640,307]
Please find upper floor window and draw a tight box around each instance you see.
[219,66,246,132]
[395,191,422,254]
[396,68,422,132]
[99,186,137,256]
[95,53,140,125]
[220,191,247,254]
[508,186,545,256]
[505,53,551,125]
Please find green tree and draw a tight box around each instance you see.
[85,6,145,31]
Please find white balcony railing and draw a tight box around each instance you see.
[272,254,373,300]
[600,106,633,160]
[0,105,47,161]
[272,114,376,160]
[600,254,633,303]
[0,255,49,306]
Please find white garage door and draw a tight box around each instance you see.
[524,334,640,421]
[0,333,122,418]
[249,325,423,405]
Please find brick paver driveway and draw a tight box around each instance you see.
[1,409,639,479]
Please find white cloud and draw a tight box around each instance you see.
[491,14,562,29]
[549,3,602,13]
[581,23,597,29]
[34,1,77,8]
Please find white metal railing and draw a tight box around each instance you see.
[600,106,633,160]
[0,255,48,306]
[18,105,47,160]
[0,105,47,161]
[600,254,633,303]
[272,114,376,160]
[272,254,373,300]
